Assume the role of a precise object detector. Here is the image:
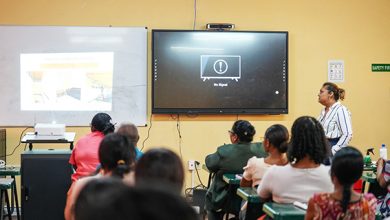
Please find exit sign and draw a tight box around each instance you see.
[372,64,390,72]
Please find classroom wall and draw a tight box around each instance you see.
[1,0,389,191]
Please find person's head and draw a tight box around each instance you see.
[288,116,329,164]
[99,133,136,178]
[263,124,289,154]
[331,146,363,213]
[229,120,256,144]
[318,82,346,106]
[74,178,198,220]
[91,113,115,135]
[135,148,184,193]
[116,123,140,146]
[74,178,130,220]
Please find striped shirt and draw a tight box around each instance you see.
[318,101,353,152]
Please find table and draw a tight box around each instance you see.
[222,174,242,219]
[21,132,76,150]
[0,166,21,220]
[222,174,241,185]
[237,187,262,220]
[262,202,305,220]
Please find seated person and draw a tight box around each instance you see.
[376,157,390,218]
[74,178,198,220]
[205,120,267,220]
[241,124,289,188]
[65,133,136,220]
[257,116,333,204]
[69,113,115,182]
[135,147,184,194]
[239,124,289,219]
[117,123,143,160]
[305,146,377,220]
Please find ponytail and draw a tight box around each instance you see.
[341,183,351,214]
[111,162,131,178]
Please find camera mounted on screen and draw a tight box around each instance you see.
[206,23,235,31]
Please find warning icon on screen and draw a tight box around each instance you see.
[200,55,241,81]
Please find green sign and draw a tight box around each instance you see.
[372,64,390,72]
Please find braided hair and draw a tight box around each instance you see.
[288,116,329,164]
[331,146,363,214]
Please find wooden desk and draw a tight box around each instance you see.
[262,202,305,220]
[21,132,76,150]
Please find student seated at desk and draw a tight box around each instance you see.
[74,178,198,220]
[205,120,267,220]
[65,133,136,220]
[239,124,288,219]
[135,148,184,195]
[241,124,289,188]
[69,113,115,182]
[116,123,143,160]
[376,157,390,218]
[257,116,333,204]
[305,147,377,220]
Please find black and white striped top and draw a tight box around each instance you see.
[318,101,353,152]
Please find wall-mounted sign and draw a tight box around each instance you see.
[372,64,390,72]
[328,60,344,82]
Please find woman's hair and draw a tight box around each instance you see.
[116,123,139,146]
[135,148,184,193]
[331,146,363,214]
[323,82,345,101]
[91,113,115,135]
[74,178,198,220]
[98,133,136,178]
[264,124,289,153]
[231,120,256,143]
[287,116,329,164]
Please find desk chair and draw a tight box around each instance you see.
[262,202,305,220]
[0,178,14,220]
[237,187,264,220]
[0,167,20,220]
[222,174,242,220]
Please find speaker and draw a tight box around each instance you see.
[21,150,72,220]
[192,189,207,216]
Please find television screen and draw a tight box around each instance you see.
[152,30,288,114]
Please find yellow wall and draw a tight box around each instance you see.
[1,0,389,190]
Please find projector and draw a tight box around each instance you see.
[34,123,66,136]
[206,23,235,31]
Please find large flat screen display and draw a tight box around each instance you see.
[152,30,288,114]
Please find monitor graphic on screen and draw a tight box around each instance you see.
[200,55,241,81]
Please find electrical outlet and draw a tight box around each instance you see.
[188,160,195,171]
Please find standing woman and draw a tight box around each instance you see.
[69,113,115,182]
[318,82,352,155]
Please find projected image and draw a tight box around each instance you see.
[20,52,113,111]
